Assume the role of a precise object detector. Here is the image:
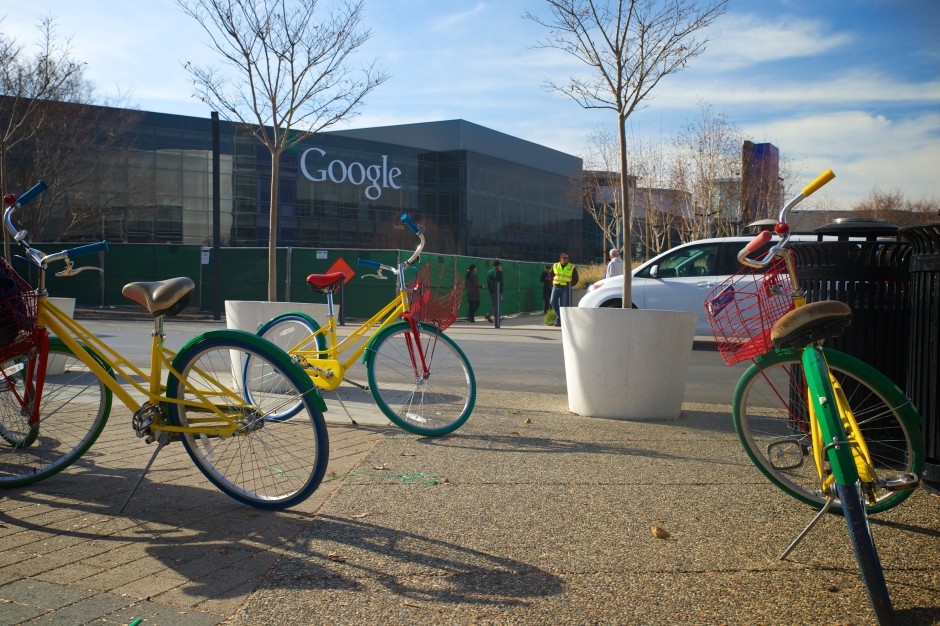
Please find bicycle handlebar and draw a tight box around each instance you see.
[358,213,425,277]
[738,169,836,269]
[12,181,48,207]
[3,181,108,274]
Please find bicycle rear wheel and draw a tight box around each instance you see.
[732,348,923,514]
[245,312,323,421]
[0,339,112,487]
[837,480,896,625]
[366,321,475,436]
[167,330,328,509]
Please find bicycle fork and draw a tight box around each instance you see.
[780,346,917,559]
[402,313,431,380]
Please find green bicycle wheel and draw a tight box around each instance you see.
[167,329,329,509]
[732,347,923,514]
[0,339,113,488]
[366,321,475,436]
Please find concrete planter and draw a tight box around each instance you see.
[45,298,76,375]
[560,307,696,420]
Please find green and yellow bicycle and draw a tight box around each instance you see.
[0,181,329,510]
[706,170,923,625]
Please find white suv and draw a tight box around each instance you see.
[578,235,816,335]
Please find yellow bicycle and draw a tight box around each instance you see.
[246,214,476,436]
[0,182,329,510]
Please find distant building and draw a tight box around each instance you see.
[741,141,782,224]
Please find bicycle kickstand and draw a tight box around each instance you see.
[331,389,358,426]
[779,495,837,560]
[118,432,171,514]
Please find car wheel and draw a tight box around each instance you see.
[599,299,638,309]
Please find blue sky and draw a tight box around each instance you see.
[3,0,938,208]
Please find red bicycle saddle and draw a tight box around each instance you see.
[306,272,345,294]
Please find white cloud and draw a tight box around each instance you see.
[697,12,853,70]
[428,2,489,32]
[743,111,940,205]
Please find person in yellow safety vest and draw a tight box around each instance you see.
[549,252,579,327]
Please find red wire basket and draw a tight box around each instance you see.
[408,262,464,331]
[704,253,796,366]
[0,257,38,362]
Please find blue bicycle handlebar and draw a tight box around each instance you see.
[16,181,48,206]
[400,213,420,234]
[358,258,383,269]
[67,241,109,259]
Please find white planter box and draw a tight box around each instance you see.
[45,298,76,375]
[561,307,696,420]
[224,300,330,387]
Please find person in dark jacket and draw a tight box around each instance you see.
[485,259,503,324]
[464,264,482,322]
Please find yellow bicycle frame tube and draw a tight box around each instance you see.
[37,299,246,437]
[284,289,409,391]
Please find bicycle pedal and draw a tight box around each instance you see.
[881,472,920,492]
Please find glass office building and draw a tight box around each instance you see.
[42,106,588,262]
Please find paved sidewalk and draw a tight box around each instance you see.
[0,317,938,625]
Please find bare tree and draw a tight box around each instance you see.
[582,128,622,256]
[0,16,85,256]
[5,99,142,241]
[674,101,742,241]
[178,0,388,301]
[527,0,727,306]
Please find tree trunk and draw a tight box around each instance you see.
[267,152,280,302]
[618,113,631,307]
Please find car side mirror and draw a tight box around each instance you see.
[649,265,659,278]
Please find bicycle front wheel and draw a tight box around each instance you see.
[366,321,475,436]
[733,348,923,514]
[245,312,323,421]
[837,480,896,625]
[0,340,112,488]
[167,331,329,509]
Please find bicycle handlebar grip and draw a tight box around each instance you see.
[16,181,48,206]
[802,169,835,197]
[744,230,773,253]
[358,258,383,269]
[67,241,109,259]
[400,213,420,234]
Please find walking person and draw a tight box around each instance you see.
[464,264,482,322]
[540,265,552,313]
[485,259,503,324]
[604,247,624,279]
[549,252,579,327]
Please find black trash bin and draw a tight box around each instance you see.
[789,219,911,390]
[898,223,940,492]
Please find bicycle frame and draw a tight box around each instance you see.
[287,288,414,391]
[284,215,434,391]
[27,295,249,438]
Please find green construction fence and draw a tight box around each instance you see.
[12,243,549,320]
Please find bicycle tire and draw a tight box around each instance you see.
[0,339,113,488]
[0,353,39,448]
[366,321,475,436]
[732,347,923,514]
[837,480,896,625]
[245,312,324,421]
[166,329,329,509]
